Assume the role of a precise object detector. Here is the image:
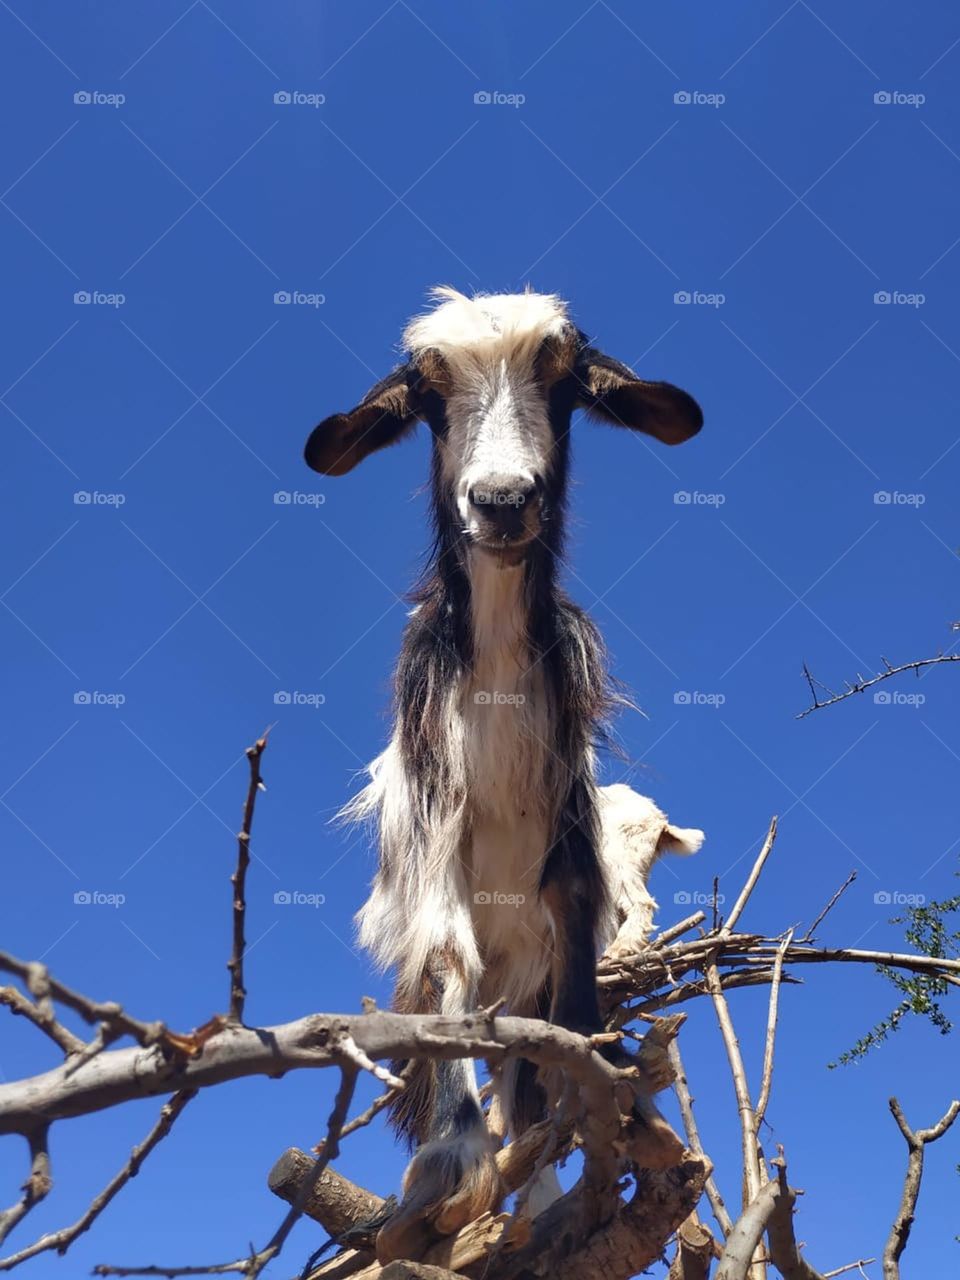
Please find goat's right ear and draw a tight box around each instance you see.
[304,364,418,476]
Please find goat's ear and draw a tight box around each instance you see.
[575,346,703,446]
[304,363,418,476]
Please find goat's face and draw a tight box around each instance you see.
[305,289,704,561]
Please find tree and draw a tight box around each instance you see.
[0,736,956,1280]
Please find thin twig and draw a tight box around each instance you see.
[755,931,793,1127]
[0,1128,51,1248]
[0,954,166,1050]
[0,987,84,1057]
[0,1092,196,1271]
[801,872,857,942]
[668,1040,734,1238]
[822,1263,876,1279]
[228,734,268,1025]
[723,819,778,935]
[797,653,960,719]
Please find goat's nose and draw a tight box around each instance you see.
[467,475,541,514]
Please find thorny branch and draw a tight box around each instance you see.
[797,653,960,718]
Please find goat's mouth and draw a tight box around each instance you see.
[471,532,535,565]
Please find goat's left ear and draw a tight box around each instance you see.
[304,363,417,475]
[575,347,703,446]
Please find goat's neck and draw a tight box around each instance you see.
[466,551,529,683]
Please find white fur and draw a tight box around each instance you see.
[597,783,705,958]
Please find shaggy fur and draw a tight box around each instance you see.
[305,288,704,1255]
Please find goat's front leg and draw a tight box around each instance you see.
[377,940,501,1263]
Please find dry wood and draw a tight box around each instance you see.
[883,1097,960,1280]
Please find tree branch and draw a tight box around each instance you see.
[883,1096,960,1279]
[227,734,268,1025]
[797,653,960,719]
[0,1092,196,1271]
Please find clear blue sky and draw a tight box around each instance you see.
[1,3,958,1275]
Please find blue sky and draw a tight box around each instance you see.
[1,2,958,1275]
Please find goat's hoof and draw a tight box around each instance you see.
[375,1137,501,1263]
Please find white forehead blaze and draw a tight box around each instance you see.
[403,289,572,502]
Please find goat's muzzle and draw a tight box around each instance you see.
[465,475,542,556]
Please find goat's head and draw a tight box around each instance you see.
[305,288,703,562]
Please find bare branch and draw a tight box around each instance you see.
[227,734,268,1025]
[0,986,84,1057]
[722,819,778,935]
[765,1155,825,1280]
[0,1091,196,1271]
[0,953,167,1051]
[756,931,793,1127]
[797,653,960,718]
[801,872,857,943]
[0,1128,51,1248]
[883,1096,960,1280]
[668,1040,734,1238]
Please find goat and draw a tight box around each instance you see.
[304,288,704,1260]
